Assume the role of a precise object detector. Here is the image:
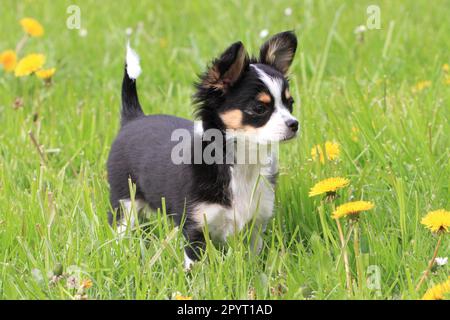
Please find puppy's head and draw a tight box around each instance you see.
[195,31,298,143]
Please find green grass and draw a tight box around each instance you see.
[0,0,449,300]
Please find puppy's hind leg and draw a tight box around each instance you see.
[115,198,147,238]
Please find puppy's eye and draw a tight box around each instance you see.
[252,104,267,115]
[287,98,294,110]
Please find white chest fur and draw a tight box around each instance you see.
[193,156,277,242]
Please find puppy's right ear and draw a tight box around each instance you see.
[201,41,248,92]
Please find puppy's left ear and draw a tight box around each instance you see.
[259,31,297,75]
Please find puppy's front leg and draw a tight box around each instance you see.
[183,226,206,271]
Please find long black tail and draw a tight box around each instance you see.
[121,43,144,126]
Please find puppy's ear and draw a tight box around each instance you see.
[201,41,248,92]
[259,31,297,74]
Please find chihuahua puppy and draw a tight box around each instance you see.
[107,31,298,269]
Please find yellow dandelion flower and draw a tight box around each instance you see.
[311,141,340,164]
[311,145,325,164]
[14,53,45,77]
[20,17,44,37]
[421,209,450,233]
[412,80,431,93]
[36,67,56,80]
[81,279,93,289]
[443,64,449,73]
[325,141,340,160]
[422,277,450,300]
[332,201,374,219]
[444,76,450,85]
[309,177,350,197]
[175,294,192,300]
[351,127,359,142]
[0,50,17,72]
[159,38,168,48]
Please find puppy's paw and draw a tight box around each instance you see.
[250,234,263,255]
[184,252,196,272]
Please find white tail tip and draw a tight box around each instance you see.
[126,42,142,80]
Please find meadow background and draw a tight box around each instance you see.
[0,0,449,299]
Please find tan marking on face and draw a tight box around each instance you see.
[220,109,244,129]
[257,92,271,104]
[285,88,291,100]
[220,109,259,133]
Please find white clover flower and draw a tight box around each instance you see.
[125,27,133,36]
[79,28,88,37]
[354,25,367,34]
[31,268,44,284]
[435,257,448,266]
[66,275,78,289]
[259,29,269,38]
[284,8,293,16]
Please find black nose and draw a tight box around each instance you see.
[286,119,299,132]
